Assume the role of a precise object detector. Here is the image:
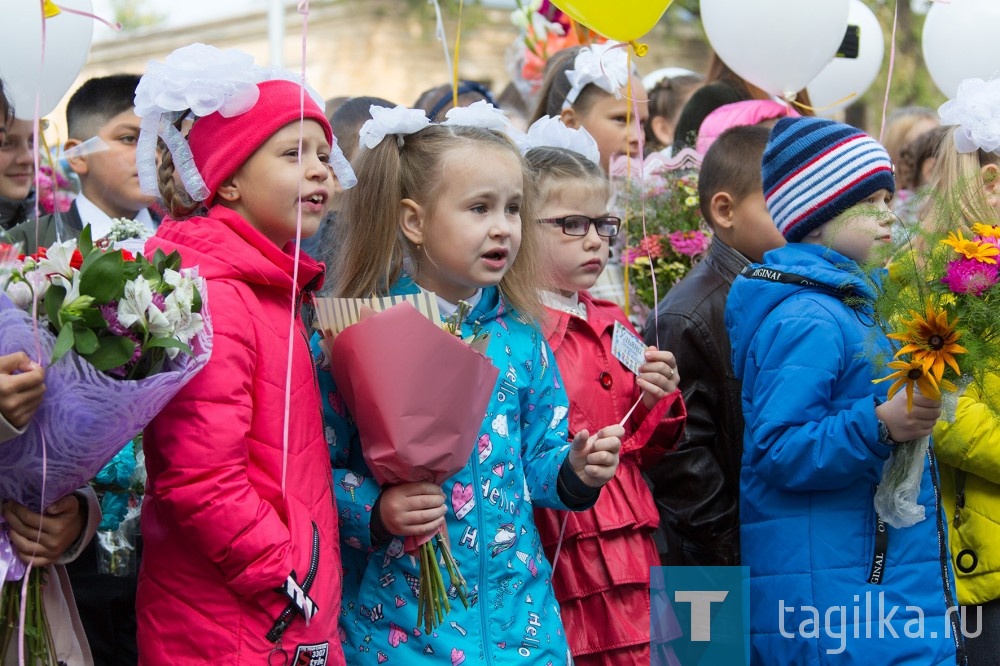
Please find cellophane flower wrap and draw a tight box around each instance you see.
[870,221,1000,527]
[0,227,212,662]
[610,150,712,318]
[322,300,498,632]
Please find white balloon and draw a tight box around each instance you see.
[923,0,1000,99]
[0,0,94,119]
[701,0,850,99]
[808,0,885,116]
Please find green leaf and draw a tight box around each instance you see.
[44,284,66,324]
[79,225,94,259]
[80,306,109,329]
[144,336,192,355]
[73,324,99,354]
[50,324,75,366]
[84,336,136,371]
[79,252,125,304]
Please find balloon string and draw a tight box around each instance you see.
[788,92,857,113]
[602,41,650,105]
[878,0,899,145]
[428,0,454,92]
[281,0,312,499]
[50,3,122,30]
[451,0,465,110]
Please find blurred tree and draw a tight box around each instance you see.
[111,0,165,32]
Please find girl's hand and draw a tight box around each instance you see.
[876,390,942,442]
[4,495,85,567]
[0,352,45,429]
[568,425,624,488]
[638,347,679,412]
[377,482,447,538]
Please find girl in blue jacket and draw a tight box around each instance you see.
[315,108,623,664]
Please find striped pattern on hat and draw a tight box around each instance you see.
[762,117,895,242]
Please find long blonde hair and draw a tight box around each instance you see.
[331,124,544,322]
[921,126,1000,233]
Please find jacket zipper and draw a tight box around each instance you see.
[267,521,321,643]
[928,451,967,664]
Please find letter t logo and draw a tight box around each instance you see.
[674,590,729,641]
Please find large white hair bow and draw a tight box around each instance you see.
[521,116,601,166]
[358,105,431,150]
[564,41,630,110]
[939,77,1000,155]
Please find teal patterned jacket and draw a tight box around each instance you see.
[313,283,577,665]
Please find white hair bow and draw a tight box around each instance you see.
[939,77,1000,155]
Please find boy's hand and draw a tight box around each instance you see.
[4,495,85,567]
[377,482,446,538]
[568,425,624,488]
[876,390,942,443]
[0,352,45,429]
[637,347,680,411]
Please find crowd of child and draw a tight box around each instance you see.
[0,23,997,666]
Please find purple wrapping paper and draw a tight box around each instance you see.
[0,293,212,580]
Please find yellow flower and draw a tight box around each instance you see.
[939,230,1000,264]
[873,358,956,410]
[685,196,698,207]
[939,293,957,307]
[972,222,1000,238]
[887,303,967,380]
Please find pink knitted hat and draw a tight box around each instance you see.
[696,100,799,155]
[187,79,333,202]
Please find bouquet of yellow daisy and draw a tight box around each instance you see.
[869,222,1000,526]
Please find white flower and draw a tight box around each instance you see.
[118,277,155,330]
[939,77,1000,155]
[134,44,264,119]
[522,116,601,165]
[52,271,91,312]
[37,239,79,280]
[105,218,149,243]
[564,41,630,107]
[163,268,196,311]
[358,105,431,150]
[5,280,33,310]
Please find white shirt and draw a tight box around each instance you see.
[436,289,483,320]
[74,193,155,240]
[541,290,588,320]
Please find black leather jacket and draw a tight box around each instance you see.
[643,237,747,565]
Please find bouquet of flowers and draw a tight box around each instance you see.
[870,222,1000,527]
[35,164,74,216]
[508,0,604,102]
[610,150,711,317]
[0,228,211,663]
[315,295,497,632]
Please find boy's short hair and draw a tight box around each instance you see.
[762,117,894,242]
[698,125,770,227]
[331,96,393,162]
[66,74,141,140]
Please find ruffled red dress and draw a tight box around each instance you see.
[535,291,686,665]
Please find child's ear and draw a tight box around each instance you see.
[63,138,88,176]
[399,198,426,245]
[216,178,240,203]
[709,191,736,231]
[650,116,673,147]
[981,163,1000,207]
[560,107,580,129]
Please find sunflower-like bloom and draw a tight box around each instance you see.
[940,230,1000,264]
[972,222,1000,239]
[887,303,967,380]
[874,358,957,411]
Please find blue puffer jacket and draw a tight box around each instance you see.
[314,284,576,665]
[725,244,962,665]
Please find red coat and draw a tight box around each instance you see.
[138,207,344,666]
[534,292,686,664]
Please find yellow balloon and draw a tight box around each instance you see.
[550,0,674,43]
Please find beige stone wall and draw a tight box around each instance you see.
[44,0,707,138]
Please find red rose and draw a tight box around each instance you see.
[120,249,135,262]
[70,249,84,270]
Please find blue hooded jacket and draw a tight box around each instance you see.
[314,283,577,664]
[725,243,962,665]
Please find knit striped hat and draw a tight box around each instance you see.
[762,117,895,242]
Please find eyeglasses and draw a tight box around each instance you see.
[538,215,621,238]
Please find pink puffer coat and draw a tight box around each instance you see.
[138,206,344,665]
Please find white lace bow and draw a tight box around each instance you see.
[358,105,431,150]
[564,41,630,110]
[521,116,600,165]
[939,77,1000,155]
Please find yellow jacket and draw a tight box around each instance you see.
[934,373,1000,605]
